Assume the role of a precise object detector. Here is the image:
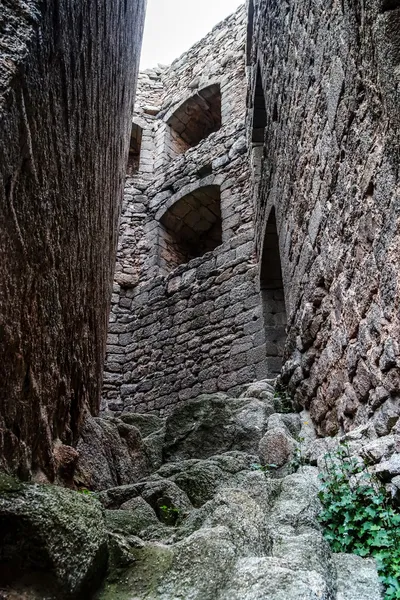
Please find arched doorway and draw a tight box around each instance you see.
[260,208,287,374]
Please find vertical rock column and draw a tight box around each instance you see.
[0,0,146,480]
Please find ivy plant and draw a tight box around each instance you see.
[318,442,400,599]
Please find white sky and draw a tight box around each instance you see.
[140,0,244,69]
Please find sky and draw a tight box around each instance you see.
[140,0,244,69]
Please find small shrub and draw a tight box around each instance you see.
[318,442,400,599]
[77,487,93,495]
[289,436,305,472]
[159,504,180,526]
[273,389,293,414]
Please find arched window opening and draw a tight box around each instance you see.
[260,208,287,375]
[246,0,254,66]
[252,66,267,146]
[127,122,143,175]
[167,84,222,159]
[159,185,222,271]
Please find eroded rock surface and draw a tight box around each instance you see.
[0,474,108,599]
[92,382,382,599]
[0,381,384,598]
[0,0,146,481]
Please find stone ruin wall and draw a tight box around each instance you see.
[0,0,146,479]
[102,6,277,415]
[250,0,400,436]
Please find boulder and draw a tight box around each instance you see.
[74,415,151,491]
[374,453,400,481]
[373,398,400,437]
[0,474,107,598]
[266,413,302,438]
[159,451,259,507]
[163,393,273,462]
[240,378,276,399]
[360,435,398,464]
[119,413,165,438]
[258,428,297,469]
[220,557,330,600]
[90,392,383,600]
[333,554,383,599]
[140,479,193,517]
[105,500,160,538]
[175,488,270,556]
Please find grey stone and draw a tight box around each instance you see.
[374,453,400,481]
[258,428,297,468]
[333,553,383,600]
[74,415,150,491]
[0,475,108,598]
[373,398,400,437]
[163,394,273,462]
[220,557,330,600]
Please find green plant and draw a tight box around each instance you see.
[318,442,400,599]
[250,462,278,474]
[289,436,305,472]
[159,504,181,525]
[77,487,93,495]
[273,389,293,414]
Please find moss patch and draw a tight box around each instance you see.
[96,545,173,600]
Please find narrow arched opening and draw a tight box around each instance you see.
[260,208,287,375]
[252,65,267,146]
[159,185,222,271]
[246,0,254,65]
[166,84,222,159]
[127,122,143,175]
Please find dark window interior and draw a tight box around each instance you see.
[260,208,287,374]
[167,84,222,157]
[160,184,222,270]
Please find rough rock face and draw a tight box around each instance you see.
[43,380,380,600]
[249,0,400,435]
[0,474,108,599]
[0,381,384,598]
[93,381,382,599]
[74,413,165,491]
[0,0,146,479]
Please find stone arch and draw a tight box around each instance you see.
[252,64,267,146]
[127,121,143,175]
[157,183,222,271]
[165,83,222,159]
[260,207,287,375]
[246,0,254,65]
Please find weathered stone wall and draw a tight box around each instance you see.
[0,0,146,479]
[250,0,400,435]
[103,6,271,415]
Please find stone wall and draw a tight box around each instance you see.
[102,6,272,415]
[250,0,400,435]
[0,0,146,479]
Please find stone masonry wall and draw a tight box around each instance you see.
[250,0,400,436]
[0,0,146,479]
[103,6,270,415]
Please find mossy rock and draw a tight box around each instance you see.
[0,474,108,598]
[119,413,165,438]
[96,544,173,600]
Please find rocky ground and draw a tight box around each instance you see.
[1,380,393,599]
